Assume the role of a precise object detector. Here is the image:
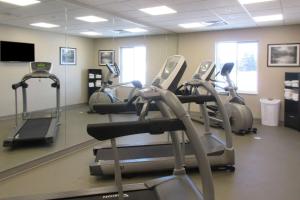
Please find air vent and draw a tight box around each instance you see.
[205,20,228,27]
[112,30,128,34]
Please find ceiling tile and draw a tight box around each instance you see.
[249,9,283,17]
[243,1,281,12]
[0,0,298,38]
[280,0,300,7]
[213,6,245,15]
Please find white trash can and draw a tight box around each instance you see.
[260,98,281,126]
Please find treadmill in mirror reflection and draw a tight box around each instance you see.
[3,62,60,148]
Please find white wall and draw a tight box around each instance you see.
[93,34,178,98]
[177,25,300,120]
[93,25,300,120]
[0,24,94,117]
[93,34,178,84]
[5,24,297,119]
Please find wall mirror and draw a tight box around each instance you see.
[0,0,179,182]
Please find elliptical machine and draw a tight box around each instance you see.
[206,63,257,135]
[88,63,142,112]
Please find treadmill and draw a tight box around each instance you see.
[3,62,60,147]
[90,58,234,176]
[2,79,215,200]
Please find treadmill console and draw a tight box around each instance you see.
[152,55,187,92]
[192,61,215,81]
[31,62,52,73]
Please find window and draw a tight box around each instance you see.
[215,41,258,94]
[120,46,146,85]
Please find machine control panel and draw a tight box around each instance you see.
[31,62,52,73]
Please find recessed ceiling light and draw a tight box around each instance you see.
[178,22,211,29]
[30,22,59,28]
[0,0,40,6]
[76,16,108,23]
[239,0,274,5]
[253,14,283,22]
[139,6,177,16]
[80,31,102,36]
[124,28,148,33]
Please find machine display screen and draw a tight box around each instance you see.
[31,62,52,72]
[37,63,46,68]
[198,61,213,73]
[161,56,180,79]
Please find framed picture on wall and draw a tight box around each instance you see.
[268,43,300,67]
[60,47,77,65]
[98,50,115,66]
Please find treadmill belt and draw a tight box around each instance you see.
[96,143,195,161]
[96,135,225,161]
[16,118,51,140]
[60,189,158,200]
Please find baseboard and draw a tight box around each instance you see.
[0,103,88,121]
[0,138,99,182]
[190,111,284,125]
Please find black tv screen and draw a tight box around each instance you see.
[0,41,35,62]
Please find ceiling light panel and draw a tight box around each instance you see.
[30,22,59,28]
[124,28,148,33]
[253,14,283,22]
[239,0,274,5]
[80,31,102,36]
[0,0,40,6]
[178,22,207,29]
[139,6,177,15]
[76,15,108,23]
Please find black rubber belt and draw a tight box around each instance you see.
[16,118,51,140]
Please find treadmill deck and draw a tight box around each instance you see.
[95,135,225,161]
[15,118,51,140]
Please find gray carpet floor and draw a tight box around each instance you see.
[0,113,299,200]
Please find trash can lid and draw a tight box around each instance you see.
[260,98,281,104]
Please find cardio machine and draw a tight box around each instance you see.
[89,57,234,176]
[203,63,257,135]
[88,62,142,112]
[3,62,60,147]
[2,84,215,200]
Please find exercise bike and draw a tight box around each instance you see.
[88,62,142,113]
[206,63,257,135]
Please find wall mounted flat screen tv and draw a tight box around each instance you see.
[0,41,35,62]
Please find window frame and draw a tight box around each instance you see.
[214,40,259,95]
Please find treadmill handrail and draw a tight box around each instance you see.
[188,79,233,149]
[93,103,137,114]
[21,72,60,87]
[12,82,28,90]
[87,118,185,141]
[93,95,216,115]
[178,95,216,104]
[12,69,61,122]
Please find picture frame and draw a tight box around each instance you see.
[268,43,300,67]
[98,50,115,66]
[60,47,76,65]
